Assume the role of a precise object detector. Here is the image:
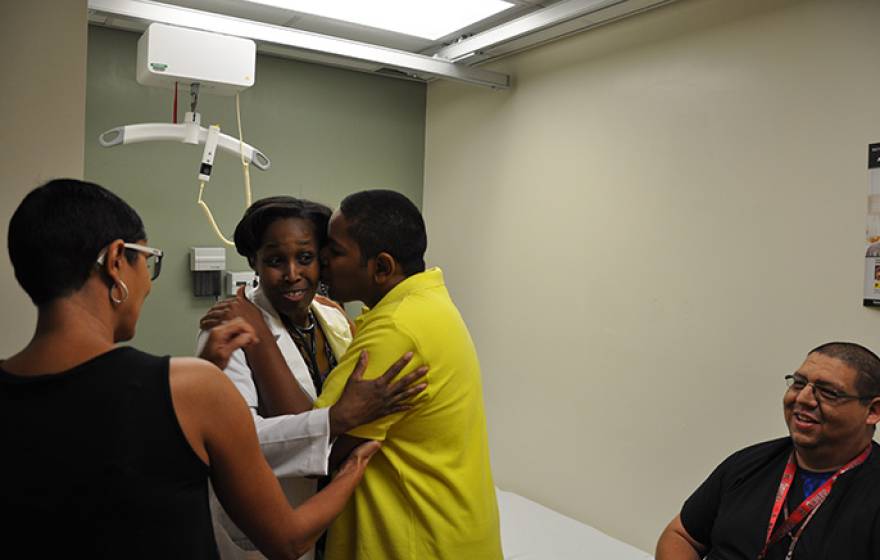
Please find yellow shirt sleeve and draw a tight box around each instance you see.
[314,318,426,441]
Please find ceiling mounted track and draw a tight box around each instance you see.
[87,0,511,89]
[434,0,676,62]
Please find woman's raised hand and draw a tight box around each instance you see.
[200,285,271,338]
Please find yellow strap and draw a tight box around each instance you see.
[236,92,252,208]
[195,94,253,247]
[197,182,235,247]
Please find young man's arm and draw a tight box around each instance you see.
[315,320,428,441]
[323,350,429,470]
[199,293,427,433]
[198,319,426,477]
[326,350,428,438]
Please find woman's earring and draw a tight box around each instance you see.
[110,280,129,305]
[318,281,329,296]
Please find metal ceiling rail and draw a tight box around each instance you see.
[87,0,511,89]
[435,0,659,62]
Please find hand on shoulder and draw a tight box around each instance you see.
[198,317,260,370]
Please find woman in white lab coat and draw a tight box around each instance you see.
[197,196,426,560]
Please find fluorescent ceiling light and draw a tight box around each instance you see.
[243,0,514,40]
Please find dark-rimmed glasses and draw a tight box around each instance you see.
[784,374,872,406]
[97,243,164,281]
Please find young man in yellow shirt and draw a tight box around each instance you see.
[314,190,503,559]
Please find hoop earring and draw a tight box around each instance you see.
[110,280,129,305]
[318,281,329,296]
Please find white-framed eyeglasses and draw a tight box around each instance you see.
[96,242,164,281]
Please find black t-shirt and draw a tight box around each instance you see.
[0,347,219,559]
[680,437,880,560]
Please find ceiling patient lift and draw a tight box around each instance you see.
[98,83,270,172]
[98,23,270,246]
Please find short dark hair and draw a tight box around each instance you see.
[233,196,332,267]
[809,342,880,399]
[8,178,146,306]
[339,190,427,276]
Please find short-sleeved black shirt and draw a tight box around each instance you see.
[680,437,880,560]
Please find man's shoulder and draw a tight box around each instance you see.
[355,271,469,351]
[862,440,880,473]
[715,437,792,472]
[834,442,880,529]
[360,290,450,332]
[396,278,461,322]
[735,436,791,455]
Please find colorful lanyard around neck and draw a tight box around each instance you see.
[288,315,336,393]
[757,445,871,560]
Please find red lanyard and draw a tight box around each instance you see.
[757,445,871,560]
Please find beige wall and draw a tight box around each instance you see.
[0,1,88,355]
[423,0,880,552]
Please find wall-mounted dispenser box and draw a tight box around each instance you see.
[225,271,256,296]
[190,247,225,297]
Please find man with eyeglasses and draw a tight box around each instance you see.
[656,342,880,560]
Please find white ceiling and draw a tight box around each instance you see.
[92,0,559,54]
[88,0,678,87]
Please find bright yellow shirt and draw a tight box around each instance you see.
[314,268,502,559]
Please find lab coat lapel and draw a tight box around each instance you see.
[247,285,318,402]
[311,298,353,360]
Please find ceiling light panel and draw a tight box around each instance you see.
[241,0,514,40]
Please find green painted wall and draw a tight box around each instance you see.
[85,26,426,356]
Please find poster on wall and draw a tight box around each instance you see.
[863,143,880,306]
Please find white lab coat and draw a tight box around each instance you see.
[196,285,353,560]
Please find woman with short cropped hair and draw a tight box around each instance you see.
[0,179,398,560]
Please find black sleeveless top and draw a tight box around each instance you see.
[0,347,219,559]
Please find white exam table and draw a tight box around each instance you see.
[497,488,654,560]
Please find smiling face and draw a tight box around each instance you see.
[784,352,874,464]
[252,218,320,325]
